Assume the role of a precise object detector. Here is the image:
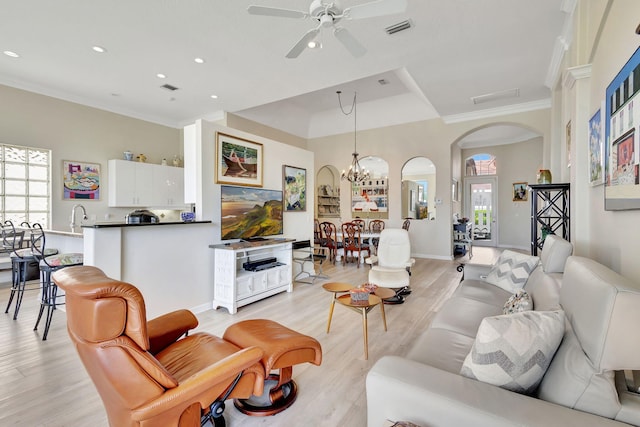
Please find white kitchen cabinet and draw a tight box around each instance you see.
[151,164,185,207]
[108,159,185,208]
[210,239,293,314]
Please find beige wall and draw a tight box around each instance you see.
[0,85,182,230]
[308,110,551,259]
[462,137,543,250]
[556,0,640,278]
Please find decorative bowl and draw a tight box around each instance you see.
[181,212,195,222]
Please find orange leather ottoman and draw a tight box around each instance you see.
[223,319,322,416]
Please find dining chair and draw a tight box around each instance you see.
[319,221,342,264]
[341,222,370,268]
[402,218,411,231]
[369,219,385,254]
[352,218,366,232]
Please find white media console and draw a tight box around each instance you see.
[209,239,294,314]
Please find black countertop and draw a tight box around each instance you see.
[82,220,212,228]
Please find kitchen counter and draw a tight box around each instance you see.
[82,220,216,317]
[82,220,211,228]
[45,229,84,238]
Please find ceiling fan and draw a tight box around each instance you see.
[247,0,407,58]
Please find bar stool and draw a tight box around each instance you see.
[30,223,83,340]
[3,221,53,320]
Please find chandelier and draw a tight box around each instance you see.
[337,90,370,183]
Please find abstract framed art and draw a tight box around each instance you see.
[62,160,100,200]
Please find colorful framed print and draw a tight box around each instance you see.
[216,132,263,187]
[604,46,640,210]
[283,165,306,211]
[589,106,604,186]
[63,160,100,200]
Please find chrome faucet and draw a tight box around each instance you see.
[70,204,88,230]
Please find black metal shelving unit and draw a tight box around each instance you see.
[530,183,570,255]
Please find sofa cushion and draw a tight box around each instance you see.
[540,235,573,273]
[454,279,513,307]
[407,327,475,374]
[485,250,540,293]
[523,268,562,311]
[430,296,504,338]
[460,310,565,394]
[537,256,640,419]
[502,289,533,314]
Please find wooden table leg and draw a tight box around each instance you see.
[361,307,368,360]
[380,302,388,332]
[327,294,336,333]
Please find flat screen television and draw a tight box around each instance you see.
[221,185,283,240]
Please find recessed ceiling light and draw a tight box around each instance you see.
[307,41,321,49]
[210,94,218,99]
[194,57,205,64]
[92,45,107,53]
[3,50,20,58]
[157,73,167,79]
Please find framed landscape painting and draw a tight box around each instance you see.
[63,160,100,200]
[216,132,263,187]
[283,165,306,211]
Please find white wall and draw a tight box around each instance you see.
[186,119,315,245]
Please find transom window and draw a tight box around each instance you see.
[465,154,496,176]
[0,144,51,227]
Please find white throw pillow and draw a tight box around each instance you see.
[503,289,533,314]
[460,310,565,395]
[485,250,540,293]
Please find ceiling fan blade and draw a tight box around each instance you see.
[333,27,366,57]
[247,5,307,19]
[286,27,320,59]
[343,0,407,20]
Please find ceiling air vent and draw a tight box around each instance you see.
[161,84,179,91]
[385,20,411,35]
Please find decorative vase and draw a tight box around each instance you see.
[537,169,552,184]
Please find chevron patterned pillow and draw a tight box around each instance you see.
[485,250,540,293]
[460,310,565,394]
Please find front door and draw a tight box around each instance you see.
[464,177,497,247]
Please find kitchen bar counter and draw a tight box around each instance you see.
[82,220,211,228]
[82,220,216,318]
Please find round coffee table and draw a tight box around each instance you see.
[322,282,393,360]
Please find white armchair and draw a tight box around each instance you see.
[366,228,416,304]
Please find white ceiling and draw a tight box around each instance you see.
[0,0,571,140]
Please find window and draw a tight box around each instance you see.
[0,144,51,226]
[465,154,496,176]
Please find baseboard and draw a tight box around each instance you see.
[411,253,453,261]
[190,302,212,314]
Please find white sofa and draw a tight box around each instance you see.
[366,236,640,426]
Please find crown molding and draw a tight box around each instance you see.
[563,64,592,89]
[441,99,551,124]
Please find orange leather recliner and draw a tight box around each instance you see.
[53,265,265,427]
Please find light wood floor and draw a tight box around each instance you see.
[0,248,501,427]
